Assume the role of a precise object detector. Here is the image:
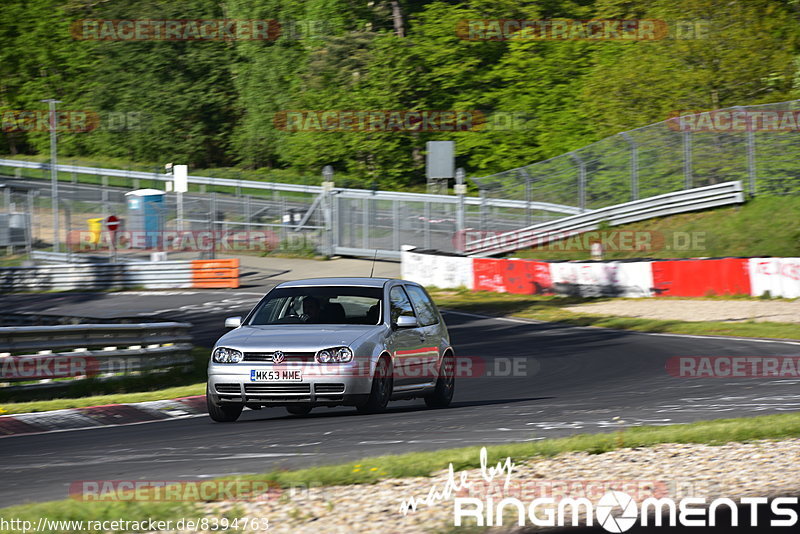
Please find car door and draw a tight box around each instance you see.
[404,284,443,381]
[387,284,426,388]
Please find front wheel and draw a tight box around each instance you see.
[357,356,393,414]
[425,352,455,409]
[207,386,243,422]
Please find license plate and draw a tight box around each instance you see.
[250,369,302,382]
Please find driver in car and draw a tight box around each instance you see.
[300,296,321,323]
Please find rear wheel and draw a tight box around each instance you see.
[286,405,312,416]
[425,351,455,409]
[357,356,393,414]
[206,386,243,422]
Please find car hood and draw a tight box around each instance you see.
[215,324,382,351]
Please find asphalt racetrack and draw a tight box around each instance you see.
[2,287,799,506]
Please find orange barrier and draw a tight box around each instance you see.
[191,258,239,289]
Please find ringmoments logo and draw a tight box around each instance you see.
[398,447,800,531]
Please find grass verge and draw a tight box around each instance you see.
[429,289,800,340]
[0,383,205,415]
[3,411,800,532]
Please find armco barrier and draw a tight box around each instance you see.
[465,181,745,256]
[402,248,798,299]
[0,322,193,392]
[748,258,800,298]
[651,258,750,297]
[0,259,239,291]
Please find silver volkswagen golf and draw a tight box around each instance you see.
[206,277,455,422]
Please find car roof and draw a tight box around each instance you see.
[276,277,397,288]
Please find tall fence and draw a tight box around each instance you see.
[470,100,800,210]
[1,100,798,259]
[0,159,577,259]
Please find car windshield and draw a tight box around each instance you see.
[248,286,383,326]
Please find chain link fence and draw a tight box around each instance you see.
[0,177,326,260]
[470,100,800,210]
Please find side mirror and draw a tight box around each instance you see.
[395,315,418,328]
[225,316,242,328]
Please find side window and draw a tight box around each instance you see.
[389,286,415,323]
[405,285,439,326]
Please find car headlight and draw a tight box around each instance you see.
[213,347,243,363]
[336,347,353,362]
[315,346,353,363]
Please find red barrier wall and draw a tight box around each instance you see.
[651,258,751,297]
[473,258,552,294]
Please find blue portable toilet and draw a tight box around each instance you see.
[125,188,165,248]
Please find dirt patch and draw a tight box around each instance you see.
[565,299,800,323]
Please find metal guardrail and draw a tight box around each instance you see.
[0,313,154,326]
[0,158,581,214]
[0,322,194,391]
[0,259,238,291]
[0,322,192,353]
[465,181,745,256]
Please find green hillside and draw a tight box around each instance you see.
[2,0,799,188]
[512,196,800,261]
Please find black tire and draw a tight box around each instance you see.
[206,386,243,422]
[425,351,455,409]
[286,405,312,416]
[357,356,393,414]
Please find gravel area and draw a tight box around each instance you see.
[200,439,800,533]
[564,299,800,323]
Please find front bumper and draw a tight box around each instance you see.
[207,361,373,406]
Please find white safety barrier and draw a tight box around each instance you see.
[549,261,654,298]
[403,249,800,299]
[401,247,474,289]
[749,258,800,298]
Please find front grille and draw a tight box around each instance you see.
[243,352,315,363]
[249,396,312,403]
[215,383,241,394]
[315,383,345,394]
[244,383,311,395]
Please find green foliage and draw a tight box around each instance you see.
[1,0,799,188]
